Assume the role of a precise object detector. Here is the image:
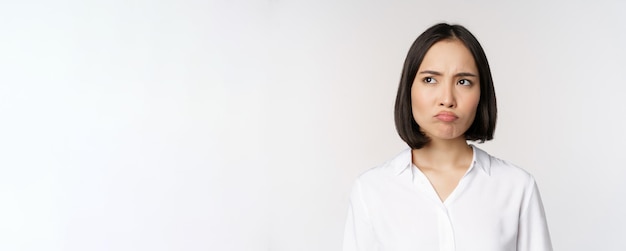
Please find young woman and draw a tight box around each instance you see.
[343,23,552,251]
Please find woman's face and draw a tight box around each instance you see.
[411,39,481,141]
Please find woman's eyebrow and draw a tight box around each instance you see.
[455,72,478,77]
[418,70,442,75]
[418,70,478,78]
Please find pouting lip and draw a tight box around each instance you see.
[434,111,458,118]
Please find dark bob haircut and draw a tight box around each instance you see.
[394,23,497,149]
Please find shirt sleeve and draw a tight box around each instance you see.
[517,177,553,251]
[343,179,378,251]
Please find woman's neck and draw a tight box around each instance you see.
[411,138,473,171]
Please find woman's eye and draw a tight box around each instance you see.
[423,77,436,84]
[458,79,471,86]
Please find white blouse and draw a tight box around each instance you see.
[343,145,552,251]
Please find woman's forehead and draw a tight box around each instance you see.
[418,40,478,74]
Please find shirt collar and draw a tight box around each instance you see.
[391,144,492,176]
[471,145,492,176]
[390,148,412,176]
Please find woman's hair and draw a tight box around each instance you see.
[394,23,497,149]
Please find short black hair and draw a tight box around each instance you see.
[394,23,497,149]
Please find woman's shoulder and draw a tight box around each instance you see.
[356,148,413,183]
[473,145,536,184]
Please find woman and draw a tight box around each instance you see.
[343,23,552,251]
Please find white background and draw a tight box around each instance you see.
[1,0,625,250]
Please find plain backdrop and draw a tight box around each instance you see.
[1,0,625,250]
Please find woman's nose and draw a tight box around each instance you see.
[438,85,456,108]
